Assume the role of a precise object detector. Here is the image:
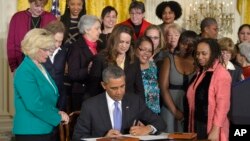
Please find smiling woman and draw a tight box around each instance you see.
[187,38,231,141]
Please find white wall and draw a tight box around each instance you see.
[144,0,241,43]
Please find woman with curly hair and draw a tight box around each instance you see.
[155,1,182,33]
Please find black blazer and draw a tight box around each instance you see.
[72,93,166,140]
[43,47,67,110]
[67,37,102,95]
[88,52,144,97]
[43,46,67,94]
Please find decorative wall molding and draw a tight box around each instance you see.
[0,0,16,133]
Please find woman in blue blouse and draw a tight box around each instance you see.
[135,36,160,114]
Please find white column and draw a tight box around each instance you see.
[0,0,16,133]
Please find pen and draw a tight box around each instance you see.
[133,119,138,126]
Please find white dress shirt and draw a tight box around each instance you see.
[49,47,61,64]
[106,92,122,129]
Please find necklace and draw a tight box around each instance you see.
[31,17,40,28]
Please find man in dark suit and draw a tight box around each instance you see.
[72,66,166,140]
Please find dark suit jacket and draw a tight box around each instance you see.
[67,37,103,95]
[72,93,166,140]
[88,52,144,97]
[42,47,67,109]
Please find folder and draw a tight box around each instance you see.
[168,132,197,139]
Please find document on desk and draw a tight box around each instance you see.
[81,133,169,141]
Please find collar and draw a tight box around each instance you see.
[226,61,236,70]
[206,59,220,71]
[106,92,121,106]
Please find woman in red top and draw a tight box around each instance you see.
[7,0,56,72]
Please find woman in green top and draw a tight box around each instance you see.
[13,29,69,141]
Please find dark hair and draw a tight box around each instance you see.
[101,6,118,19]
[237,24,250,35]
[61,0,86,23]
[200,17,217,32]
[135,36,154,55]
[194,38,221,70]
[175,30,198,57]
[101,6,118,30]
[155,1,182,20]
[129,1,145,13]
[102,65,125,83]
[104,24,135,64]
[60,0,86,42]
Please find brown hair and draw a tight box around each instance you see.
[218,37,236,58]
[104,24,135,64]
[44,20,65,34]
[28,0,48,6]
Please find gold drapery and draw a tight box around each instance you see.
[17,0,66,15]
[86,0,143,23]
[237,0,250,24]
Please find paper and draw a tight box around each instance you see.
[81,133,169,141]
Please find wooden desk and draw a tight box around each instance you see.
[81,133,206,141]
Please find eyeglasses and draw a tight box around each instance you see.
[40,48,55,53]
[147,36,160,40]
[221,50,232,55]
[138,47,153,54]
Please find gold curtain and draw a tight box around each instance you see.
[237,0,250,24]
[86,0,144,23]
[17,0,66,15]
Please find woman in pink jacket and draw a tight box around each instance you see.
[187,38,231,141]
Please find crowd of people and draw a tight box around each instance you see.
[7,0,250,141]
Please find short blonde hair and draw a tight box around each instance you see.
[218,37,235,57]
[165,23,183,35]
[21,28,55,59]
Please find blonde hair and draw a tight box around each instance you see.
[218,37,235,58]
[21,28,55,59]
[144,24,166,52]
[165,23,183,36]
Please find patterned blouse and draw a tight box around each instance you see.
[141,61,160,114]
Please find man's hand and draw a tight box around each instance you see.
[105,129,122,138]
[129,125,152,136]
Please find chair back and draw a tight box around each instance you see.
[59,111,80,141]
